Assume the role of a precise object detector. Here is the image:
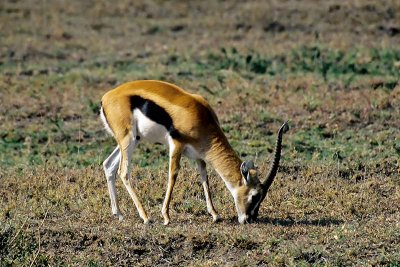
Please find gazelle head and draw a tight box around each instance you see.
[234,122,289,224]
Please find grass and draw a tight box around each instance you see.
[1,0,400,266]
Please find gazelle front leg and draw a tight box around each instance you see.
[118,134,150,224]
[162,139,182,225]
[103,146,123,220]
[197,160,220,222]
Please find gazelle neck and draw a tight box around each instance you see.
[205,133,243,189]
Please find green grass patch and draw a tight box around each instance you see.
[204,46,400,83]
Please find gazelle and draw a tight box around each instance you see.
[100,80,288,225]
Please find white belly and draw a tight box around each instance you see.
[134,109,170,145]
[133,109,204,160]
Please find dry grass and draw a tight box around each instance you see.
[1,0,400,266]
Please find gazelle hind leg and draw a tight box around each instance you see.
[103,146,123,220]
[118,134,150,224]
[197,160,220,222]
[162,139,182,225]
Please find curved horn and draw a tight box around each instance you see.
[262,121,289,191]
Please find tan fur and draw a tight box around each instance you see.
[102,80,217,140]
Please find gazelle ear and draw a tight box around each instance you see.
[241,160,255,176]
[241,160,258,185]
[240,161,249,177]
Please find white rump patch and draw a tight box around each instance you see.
[100,107,114,136]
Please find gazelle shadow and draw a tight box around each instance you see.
[224,215,344,226]
[256,216,344,227]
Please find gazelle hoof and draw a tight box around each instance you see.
[163,218,170,225]
[113,213,124,221]
[212,215,221,223]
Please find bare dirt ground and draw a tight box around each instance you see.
[1,0,399,266]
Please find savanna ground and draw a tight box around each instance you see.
[1,0,400,266]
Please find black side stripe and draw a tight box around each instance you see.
[130,96,180,139]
